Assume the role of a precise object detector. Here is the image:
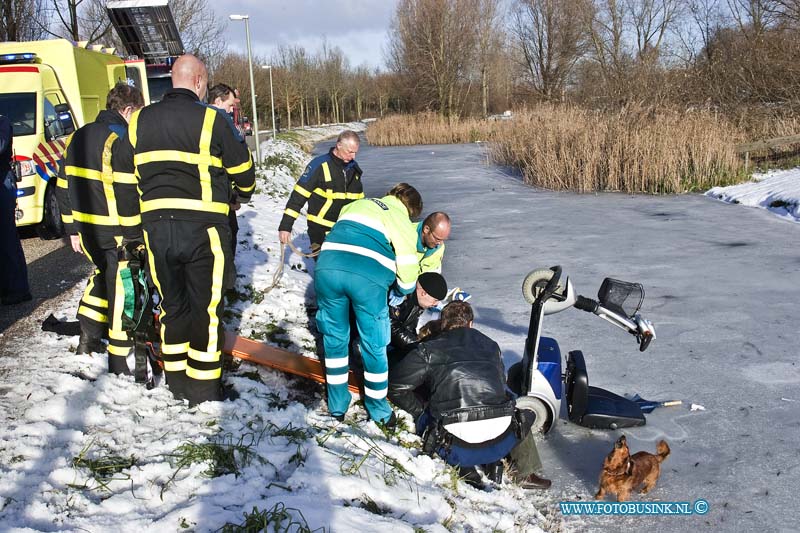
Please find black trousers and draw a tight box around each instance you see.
[0,174,30,302]
[78,232,132,374]
[143,218,231,405]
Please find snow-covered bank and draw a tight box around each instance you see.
[0,123,554,533]
[706,167,800,222]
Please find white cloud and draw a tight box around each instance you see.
[222,0,397,70]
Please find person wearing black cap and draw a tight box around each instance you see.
[389,271,448,356]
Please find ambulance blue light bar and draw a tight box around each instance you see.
[0,53,37,64]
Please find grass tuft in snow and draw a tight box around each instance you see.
[336,427,414,488]
[263,153,302,178]
[218,502,324,533]
[161,431,273,499]
[250,322,289,346]
[69,438,136,493]
[356,494,391,516]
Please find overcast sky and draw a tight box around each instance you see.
[221,0,398,71]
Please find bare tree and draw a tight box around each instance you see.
[510,0,591,101]
[584,0,629,95]
[626,0,680,64]
[727,0,777,36]
[2,0,48,41]
[388,0,481,116]
[167,0,226,65]
[767,0,800,24]
[42,0,110,43]
[685,0,725,62]
[475,0,502,116]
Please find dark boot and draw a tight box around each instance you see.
[377,411,397,429]
[519,472,551,490]
[186,379,223,407]
[77,333,106,355]
[165,371,188,401]
[459,466,486,490]
[484,461,504,484]
[108,353,133,376]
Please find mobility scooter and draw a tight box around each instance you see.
[508,266,656,433]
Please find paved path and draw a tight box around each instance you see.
[0,230,89,337]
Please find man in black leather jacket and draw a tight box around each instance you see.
[388,300,550,490]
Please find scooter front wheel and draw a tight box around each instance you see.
[516,395,552,434]
[522,269,564,305]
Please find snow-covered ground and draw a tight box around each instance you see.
[1,127,798,533]
[707,167,800,223]
[0,123,553,533]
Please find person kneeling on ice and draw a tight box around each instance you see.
[388,300,551,490]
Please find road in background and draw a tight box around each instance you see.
[0,230,90,336]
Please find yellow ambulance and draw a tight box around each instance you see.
[0,39,149,237]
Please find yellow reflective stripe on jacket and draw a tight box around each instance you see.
[307,213,335,228]
[128,109,140,149]
[64,166,103,181]
[113,172,137,184]
[316,162,334,221]
[227,159,253,175]
[313,190,364,200]
[161,341,190,355]
[140,198,229,215]
[284,208,300,219]
[82,283,108,308]
[72,211,141,226]
[134,150,223,168]
[199,108,216,202]
[293,184,312,198]
[101,133,119,221]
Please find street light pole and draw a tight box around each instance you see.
[262,65,276,138]
[229,14,260,164]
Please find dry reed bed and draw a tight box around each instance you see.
[368,107,745,194]
[366,112,502,146]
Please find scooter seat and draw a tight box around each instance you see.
[565,350,645,430]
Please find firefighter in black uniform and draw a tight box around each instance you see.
[56,84,145,372]
[278,130,363,254]
[116,54,255,405]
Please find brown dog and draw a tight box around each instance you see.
[595,435,670,501]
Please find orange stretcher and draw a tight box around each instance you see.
[223,331,362,394]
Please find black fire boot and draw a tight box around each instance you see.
[77,333,106,355]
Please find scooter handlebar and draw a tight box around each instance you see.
[576,297,657,352]
[574,295,598,313]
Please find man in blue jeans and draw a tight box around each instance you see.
[0,114,32,306]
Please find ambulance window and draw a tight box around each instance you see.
[44,94,66,141]
[43,99,65,140]
[0,93,36,136]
